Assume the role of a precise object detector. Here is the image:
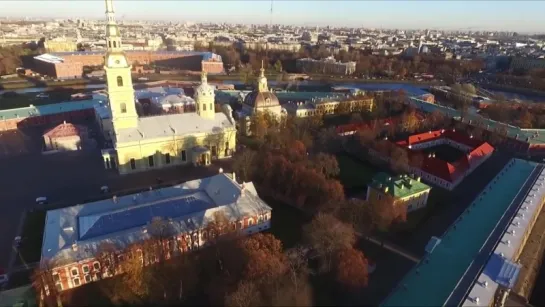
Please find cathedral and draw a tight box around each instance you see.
[100,0,236,175]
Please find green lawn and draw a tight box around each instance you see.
[16,210,47,266]
[336,154,379,189]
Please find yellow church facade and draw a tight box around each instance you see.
[99,0,236,175]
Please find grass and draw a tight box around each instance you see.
[336,153,379,189]
[16,210,47,266]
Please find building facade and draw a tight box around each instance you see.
[367,172,431,212]
[40,172,273,292]
[296,57,356,75]
[98,1,235,175]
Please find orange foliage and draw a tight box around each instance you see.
[335,247,369,290]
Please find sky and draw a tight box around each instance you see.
[1,1,544,33]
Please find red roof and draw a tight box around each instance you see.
[43,122,87,138]
[400,130,495,183]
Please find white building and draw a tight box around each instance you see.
[40,172,272,292]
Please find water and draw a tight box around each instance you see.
[481,87,545,103]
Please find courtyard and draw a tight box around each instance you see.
[420,143,465,163]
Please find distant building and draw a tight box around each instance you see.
[43,38,78,53]
[43,121,88,152]
[33,50,224,79]
[367,172,431,212]
[296,57,356,75]
[40,172,273,292]
[509,57,545,72]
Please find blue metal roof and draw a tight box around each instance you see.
[483,253,521,289]
[50,51,220,61]
[78,193,215,240]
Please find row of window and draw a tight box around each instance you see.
[196,103,214,112]
[108,41,120,49]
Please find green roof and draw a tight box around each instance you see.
[369,172,431,199]
[382,159,537,307]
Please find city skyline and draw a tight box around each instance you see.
[1,0,544,33]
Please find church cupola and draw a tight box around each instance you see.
[194,72,215,120]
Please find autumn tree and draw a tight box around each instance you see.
[334,247,369,291]
[390,147,410,173]
[225,281,262,307]
[249,112,268,140]
[233,149,257,182]
[310,153,340,179]
[315,127,343,154]
[303,213,356,272]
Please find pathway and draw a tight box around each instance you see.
[358,232,420,263]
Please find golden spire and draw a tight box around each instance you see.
[260,59,265,77]
[201,71,208,83]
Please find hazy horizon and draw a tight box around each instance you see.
[1,1,544,33]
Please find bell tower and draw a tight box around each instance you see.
[103,0,138,131]
[257,60,269,92]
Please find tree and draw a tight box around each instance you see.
[233,149,257,182]
[310,153,340,179]
[461,83,476,95]
[225,281,262,307]
[390,147,410,173]
[334,247,369,291]
[400,109,420,133]
[315,127,343,154]
[250,113,268,140]
[303,213,356,272]
[274,60,283,72]
[519,109,535,128]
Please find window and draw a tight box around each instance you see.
[93,262,100,271]
[73,278,81,286]
[113,41,117,48]
[84,275,92,283]
[203,104,207,111]
[130,159,136,170]
[148,155,154,167]
[117,76,123,87]
[55,283,63,291]
[248,219,254,226]
[53,273,60,282]
[165,153,171,164]
[210,103,213,111]
[120,103,127,113]
[181,150,187,161]
[82,265,89,274]
[211,146,217,157]
[71,268,79,277]
[108,41,111,48]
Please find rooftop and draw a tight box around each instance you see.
[369,172,431,199]
[409,97,545,145]
[114,112,234,144]
[382,159,539,307]
[41,173,271,267]
[43,122,87,138]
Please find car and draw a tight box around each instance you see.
[0,273,8,286]
[36,197,48,205]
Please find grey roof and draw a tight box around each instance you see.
[41,173,271,267]
[243,91,280,108]
[114,112,234,144]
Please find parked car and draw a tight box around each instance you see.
[36,197,48,205]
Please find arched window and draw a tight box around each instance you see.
[117,76,123,87]
[203,104,207,111]
[108,41,112,48]
[120,103,127,113]
[113,41,117,48]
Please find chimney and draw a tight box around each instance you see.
[384,187,389,193]
[112,195,118,203]
[72,242,78,252]
[219,167,223,173]
[63,120,67,125]
[417,176,421,182]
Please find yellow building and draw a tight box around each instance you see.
[100,0,236,175]
[366,172,431,212]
